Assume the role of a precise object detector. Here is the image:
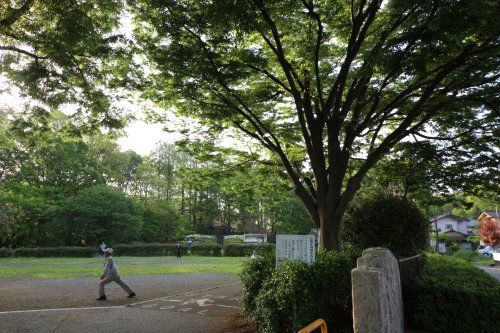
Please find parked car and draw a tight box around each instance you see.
[477,245,493,257]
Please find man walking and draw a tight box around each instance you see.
[96,248,136,300]
[176,244,183,259]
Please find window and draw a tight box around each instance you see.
[445,224,453,230]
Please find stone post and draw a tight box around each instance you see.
[351,247,404,333]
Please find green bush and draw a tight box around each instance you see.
[112,243,223,256]
[190,244,222,256]
[0,247,13,257]
[404,255,500,333]
[224,243,274,257]
[55,185,143,246]
[241,248,360,333]
[113,243,178,256]
[13,247,95,257]
[240,255,275,320]
[342,194,429,258]
[466,235,480,249]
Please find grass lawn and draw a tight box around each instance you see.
[451,249,495,266]
[0,256,247,279]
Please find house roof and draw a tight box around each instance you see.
[443,229,469,237]
[429,212,468,222]
[477,211,499,219]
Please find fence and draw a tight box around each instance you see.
[398,253,424,285]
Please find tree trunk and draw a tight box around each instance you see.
[320,212,342,251]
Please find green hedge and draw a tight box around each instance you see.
[113,243,178,256]
[224,243,274,257]
[0,247,13,257]
[13,247,95,257]
[404,255,500,333]
[112,243,222,256]
[240,247,361,333]
[190,244,222,256]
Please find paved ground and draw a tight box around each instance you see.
[0,274,242,333]
[476,265,500,281]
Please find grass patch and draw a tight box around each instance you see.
[451,249,494,266]
[0,256,246,279]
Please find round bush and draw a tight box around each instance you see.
[341,194,429,258]
[56,185,143,246]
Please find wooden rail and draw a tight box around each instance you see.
[298,318,328,333]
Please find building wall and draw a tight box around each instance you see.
[434,217,468,235]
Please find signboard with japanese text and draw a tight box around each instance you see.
[276,234,316,267]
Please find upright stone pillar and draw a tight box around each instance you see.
[351,247,403,333]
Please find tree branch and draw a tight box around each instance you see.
[0,0,35,28]
[0,45,47,60]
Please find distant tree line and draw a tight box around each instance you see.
[0,109,313,248]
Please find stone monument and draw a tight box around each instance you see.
[351,247,403,333]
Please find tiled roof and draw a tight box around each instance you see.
[429,212,468,222]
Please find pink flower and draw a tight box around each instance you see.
[436,298,445,305]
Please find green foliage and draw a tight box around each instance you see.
[0,247,13,257]
[404,255,500,333]
[224,243,274,257]
[0,0,132,126]
[239,255,275,321]
[190,244,222,256]
[56,185,143,246]
[241,249,360,333]
[131,0,499,251]
[342,194,429,258]
[141,199,182,242]
[13,247,94,258]
[466,235,480,249]
[111,243,221,256]
[113,243,179,256]
[451,250,493,266]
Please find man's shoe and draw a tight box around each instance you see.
[127,292,136,298]
[96,295,107,300]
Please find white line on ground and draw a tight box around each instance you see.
[0,281,241,315]
[126,281,240,307]
[216,305,239,308]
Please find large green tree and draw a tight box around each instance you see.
[0,0,133,128]
[130,0,499,250]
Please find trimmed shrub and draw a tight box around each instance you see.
[113,243,178,256]
[224,243,274,257]
[13,247,94,257]
[242,247,361,333]
[404,255,500,333]
[0,247,13,257]
[240,255,275,320]
[190,244,222,256]
[342,194,429,258]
